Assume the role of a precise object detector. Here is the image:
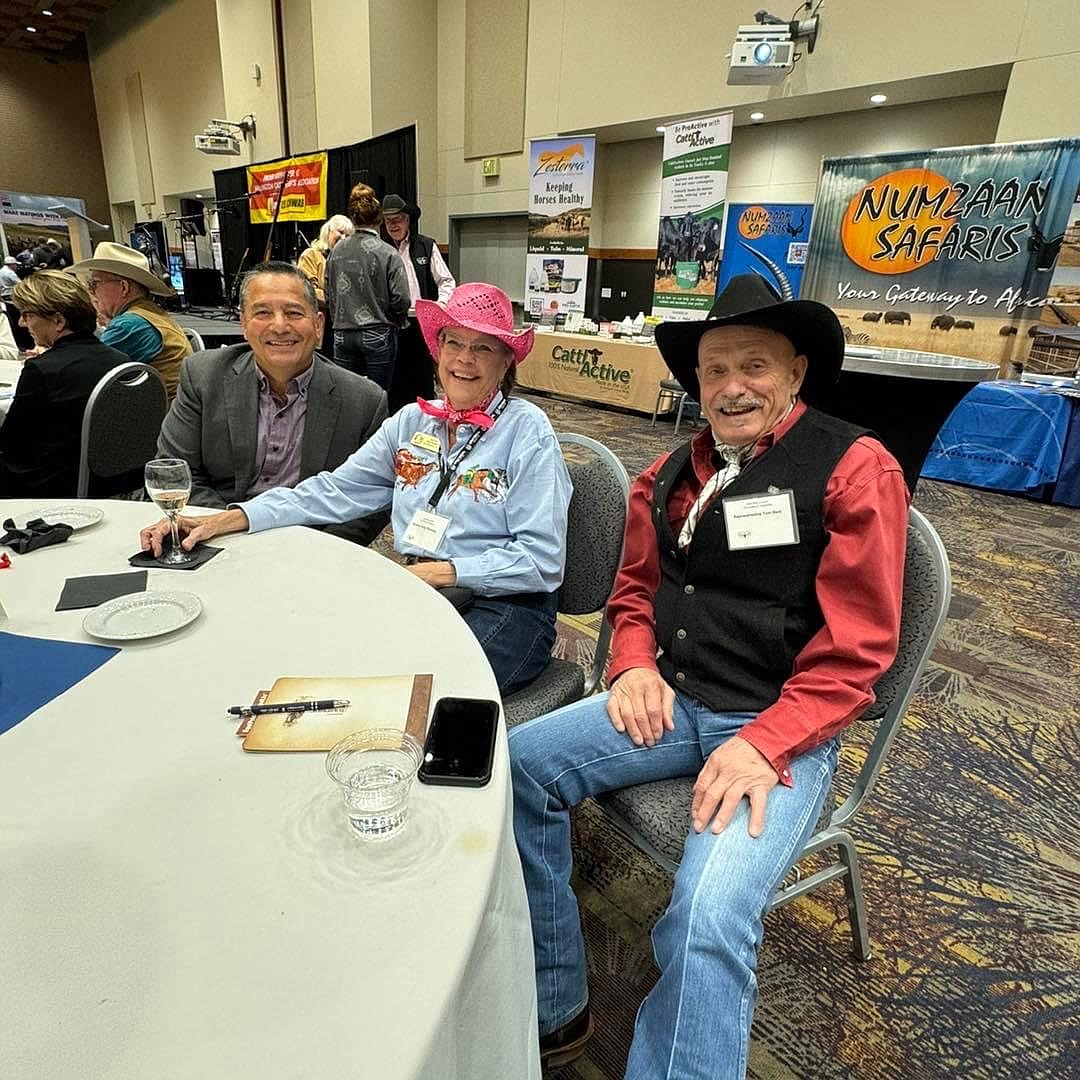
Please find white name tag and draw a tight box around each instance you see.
[402,508,450,554]
[722,490,800,550]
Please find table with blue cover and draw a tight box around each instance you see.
[920,381,1080,508]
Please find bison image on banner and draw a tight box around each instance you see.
[800,139,1080,374]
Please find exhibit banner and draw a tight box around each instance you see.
[652,112,733,319]
[800,139,1080,373]
[717,203,813,299]
[247,152,328,224]
[0,191,86,228]
[525,137,595,318]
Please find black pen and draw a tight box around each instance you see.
[227,698,350,716]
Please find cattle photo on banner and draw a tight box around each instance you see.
[800,139,1080,374]
[717,202,813,300]
[525,137,595,319]
[246,151,329,223]
[652,112,732,320]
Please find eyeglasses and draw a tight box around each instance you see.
[439,335,499,358]
[87,276,121,294]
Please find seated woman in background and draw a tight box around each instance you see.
[141,282,572,696]
[0,271,129,497]
[296,214,353,354]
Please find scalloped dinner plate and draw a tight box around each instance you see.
[15,505,105,532]
[82,590,203,641]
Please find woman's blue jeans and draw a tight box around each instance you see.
[333,325,398,390]
[463,592,557,695]
[509,690,839,1079]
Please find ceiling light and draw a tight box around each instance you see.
[42,9,54,15]
[749,111,765,122]
[656,126,666,133]
[26,25,37,32]
[869,93,887,104]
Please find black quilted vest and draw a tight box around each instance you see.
[651,407,868,712]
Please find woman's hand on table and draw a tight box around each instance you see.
[405,560,457,588]
[140,508,250,556]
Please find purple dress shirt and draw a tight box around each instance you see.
[246,361,315,498]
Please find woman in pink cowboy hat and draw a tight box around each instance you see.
[140,282,573,696]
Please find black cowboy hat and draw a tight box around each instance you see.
[381,193,419,219]
[654,274,844,407]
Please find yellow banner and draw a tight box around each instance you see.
[247,152,328,224]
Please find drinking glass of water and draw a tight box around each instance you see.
[144,457,194,565]
[326,729,424,841]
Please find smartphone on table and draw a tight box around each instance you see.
[417,697,500,787]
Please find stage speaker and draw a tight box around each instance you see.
[182,267,225,307]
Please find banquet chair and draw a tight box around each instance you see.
[182,327,206,352]
[77,362,168,498]
[595,507,951,960]
[651,377,690,434]
[502,433,630,728]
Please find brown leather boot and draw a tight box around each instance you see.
[539,1006,594,1069]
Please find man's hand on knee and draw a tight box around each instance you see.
[606,667,675,747]
[692,736,778,837]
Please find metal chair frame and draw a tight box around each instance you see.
[651,378,690,435]
[77,362,168,498]
[182,327,206,352]
[597,507,952,960]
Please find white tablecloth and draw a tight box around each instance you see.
[0,356,23,424]
[0,500,541,1080]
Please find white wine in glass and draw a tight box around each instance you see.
[145,458,194,564]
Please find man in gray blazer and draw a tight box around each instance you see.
[158,261,388,543]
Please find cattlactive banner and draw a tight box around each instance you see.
[652,112,733,319]
[525,137,596,318]
[800,139,1080,373]
[247,152,328,224]
[717,203,813,299]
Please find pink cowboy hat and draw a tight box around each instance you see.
[416,282,534,365]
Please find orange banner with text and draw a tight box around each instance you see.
[247,152,328,224]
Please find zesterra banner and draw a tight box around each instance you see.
[799,139,1080,374]
[525,137,596,318]
[652,112,733,319]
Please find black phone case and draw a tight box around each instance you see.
[417,697,499,787]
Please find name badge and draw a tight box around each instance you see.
[411,432,441,453]
[722,490,800,550]
[402,509,450,554]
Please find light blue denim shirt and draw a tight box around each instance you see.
[239,393,572,596]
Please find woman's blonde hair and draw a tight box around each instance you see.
[12,270,97,335]
[316,214,354,251]
[347,183,381,228]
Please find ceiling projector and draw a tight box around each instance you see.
[727,24,795,84]
[194,132,241,155]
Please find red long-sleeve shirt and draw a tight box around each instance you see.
[607,401,910,785]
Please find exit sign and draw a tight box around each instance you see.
[482,157,500,177]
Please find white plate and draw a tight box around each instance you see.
[15,505,105,531]
[83,590,203,641]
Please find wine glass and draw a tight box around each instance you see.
[144,458,193,565]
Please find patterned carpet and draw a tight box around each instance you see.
[376,390,1079,1077]
[519,391,1080,1080]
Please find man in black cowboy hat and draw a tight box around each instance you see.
[509,275,909,1076]
[380,193,456,412]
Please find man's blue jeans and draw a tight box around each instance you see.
[333,325,397,390]
[508,690,838,1079]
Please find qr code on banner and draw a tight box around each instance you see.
[787,242,808,266]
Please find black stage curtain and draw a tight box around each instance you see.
[212,125,417,307]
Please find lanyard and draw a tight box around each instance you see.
[427,397,509,509]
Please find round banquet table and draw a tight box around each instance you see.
[0,500,541,1080]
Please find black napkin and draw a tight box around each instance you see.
[1,517,74,555]
[128,538,223,571]
[56,570,148,612]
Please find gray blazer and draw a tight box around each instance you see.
[158,345,388,509]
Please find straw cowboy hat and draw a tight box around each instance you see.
[655,273,844,408]
[69,241,175,296]
[416,282,534,365]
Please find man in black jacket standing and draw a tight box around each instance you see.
[381,194,456,412]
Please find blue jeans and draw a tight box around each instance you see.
[509,691,839,1079]
[463,592,557,695]
[333,325,397,390]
